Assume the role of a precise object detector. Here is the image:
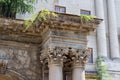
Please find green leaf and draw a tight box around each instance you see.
[80,14,96,23]
[24,9,57,29]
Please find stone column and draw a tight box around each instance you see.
[72,64,85,80]
[95,0,108,57]
[107,0,120,59]
[48,47,64,80]
[40,47,65,80]
[72,49,89,80]
[48,55,63,80]
[41,47,91,80]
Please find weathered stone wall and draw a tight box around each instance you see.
[0,40,41,80]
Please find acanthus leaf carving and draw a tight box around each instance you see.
[40,47,91,68]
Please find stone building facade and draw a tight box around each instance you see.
[0,13,102,80]
[17,0,120,79]
[0,0,120,80]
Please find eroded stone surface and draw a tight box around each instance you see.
[0,41,41,80]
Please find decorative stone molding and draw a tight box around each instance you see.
[72,48,91,68]
[40,47,67,65]
[48,47,66,66]
[40,47,91,67]
[71,48,91,80]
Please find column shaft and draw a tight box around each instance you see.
[49,64,63,80]
[95,0,108,57]
[107,0,120,58]
[72,66,85,80]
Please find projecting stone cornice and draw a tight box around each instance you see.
[0,12,102,33]
[0,12,102,43]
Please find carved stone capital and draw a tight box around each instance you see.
[40,47,91,68]
[40,47,67,66]
[71,48,91,68]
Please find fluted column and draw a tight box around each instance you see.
[95,0,108,57]
[107,0,120,59]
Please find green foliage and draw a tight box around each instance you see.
[24,9,57,29]
[24,13,38,29]
[37,9,58,21]
[0,0,38,18]
[96,57,111,80]
[80,14,96,23]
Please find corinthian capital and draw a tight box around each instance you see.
[71,48,91,67]
[40,47,67,65]
[40,47,91,67]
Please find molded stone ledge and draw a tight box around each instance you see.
[0,12,102,33]
[99,59,120,72]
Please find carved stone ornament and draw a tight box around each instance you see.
[40,47,67,66]
[71,48,91,68]
[40,47,91,68]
